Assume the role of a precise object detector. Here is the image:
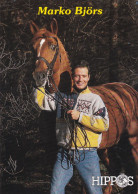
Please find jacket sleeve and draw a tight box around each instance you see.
[33,87,56,111]
[78,96,109,132]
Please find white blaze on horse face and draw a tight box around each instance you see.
[38,39,45,57]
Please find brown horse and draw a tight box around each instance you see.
[30,19,138,193]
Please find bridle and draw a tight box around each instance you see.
[35,35,71,111]
[36,35,61,76]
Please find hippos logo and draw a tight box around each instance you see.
[91,174,134,188]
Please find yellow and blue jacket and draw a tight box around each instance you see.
[33,87,109,149]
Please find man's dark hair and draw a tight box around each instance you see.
[72,60,90,76]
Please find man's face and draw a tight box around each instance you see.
[73,67,90,90]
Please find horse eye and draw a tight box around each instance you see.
[50,44,56,51]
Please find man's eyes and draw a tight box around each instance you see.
[75,75,87,78]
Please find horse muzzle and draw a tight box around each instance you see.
[33,71,48,87]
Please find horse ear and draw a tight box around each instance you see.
[30,21,39,34]
[50,18,58,35]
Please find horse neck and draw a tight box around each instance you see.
[54,40,73,92]
[58,40,71,72]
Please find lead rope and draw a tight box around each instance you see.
[48,75,91,166]
[36,82,91,167]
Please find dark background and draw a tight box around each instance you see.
[0,0,138,193]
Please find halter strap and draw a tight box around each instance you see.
[36,36,60,73]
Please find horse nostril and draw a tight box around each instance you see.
[42,73,46,79]
[36,72,46,81]
[37,75,41,80]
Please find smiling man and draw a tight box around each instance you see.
[73,64,90,90]
[33,60,109,194]
[67,62,91,121]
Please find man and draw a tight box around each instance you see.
[33,60,109,194]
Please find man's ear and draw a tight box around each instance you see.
[50,18,58,35]
[30,21,39,34]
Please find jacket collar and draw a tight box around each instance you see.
[73,86,91,94]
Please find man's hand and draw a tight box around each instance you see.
[67,110,80,120]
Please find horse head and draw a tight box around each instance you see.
[30,19,72,92]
